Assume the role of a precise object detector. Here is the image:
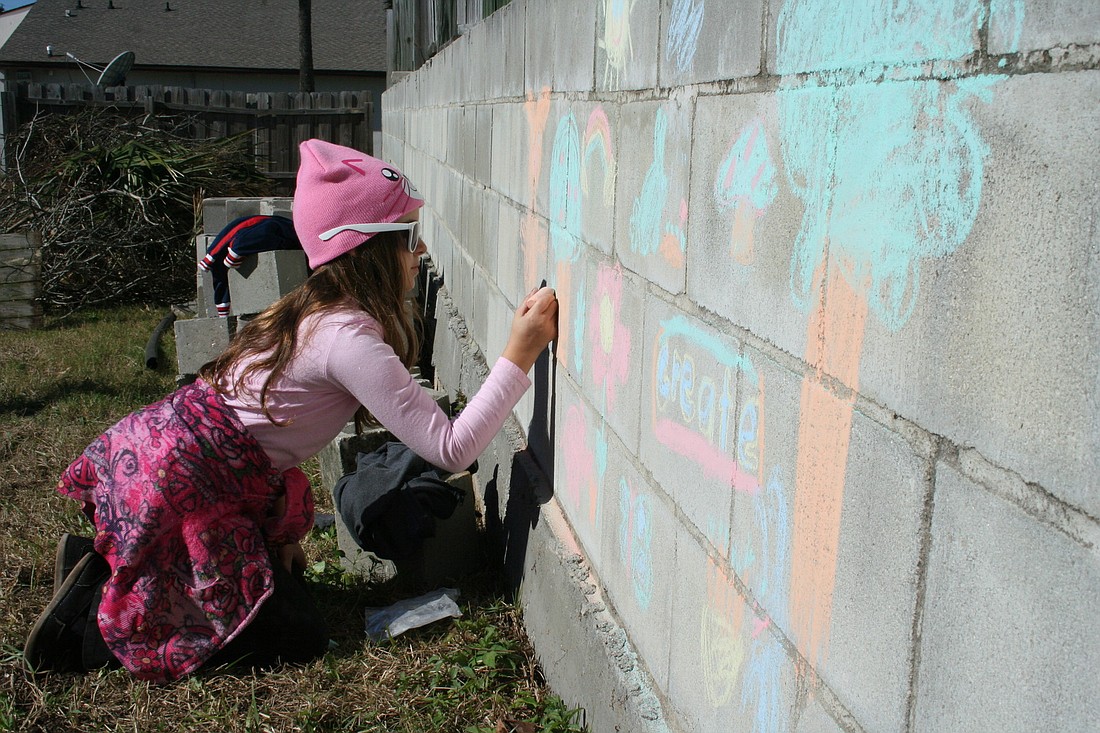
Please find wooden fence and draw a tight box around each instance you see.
[0,232,43,330]
[10,83,374,194]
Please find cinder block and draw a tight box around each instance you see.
[260,197,294,219]
[469,261,490,353]
[523,0,557,94]
[462,180,486,265]
[727,349,803,612]
[485,287,511,380]
[666,523,801,733]
[224,197,266,222]
[552,376,606,567]
[173,316,234,375]
[193,234,215,318]
[500,0,526,98]
[595,0,659,91]
[914,462,1100,733]
[201,198,228,235]
[638,295,748,553]
[989,0,1097,54]
[613,98,691,296]
[596,436,676,692]
[576,258,644,456]
[494,199,524,307]
[811,409,929,731]
[662,0,763,85]
[551,0,596,93]
[794,697,847,733]
[475,106,493,188]
[685,92,808,360]
[856,71,1100,516]
[490,104,527,207]
[227,249,308,316]
[479,190,500,280]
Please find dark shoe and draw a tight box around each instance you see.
[53,534,95,595]
[24,551,109,674]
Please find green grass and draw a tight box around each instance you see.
[0,306,585,733]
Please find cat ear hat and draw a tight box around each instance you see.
[293,139,424,269]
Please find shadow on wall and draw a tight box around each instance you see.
[484,347,557,594]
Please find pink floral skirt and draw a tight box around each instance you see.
[57,379,313,682]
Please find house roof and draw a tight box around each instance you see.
[0,0,388,73]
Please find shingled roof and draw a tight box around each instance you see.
[0,0,388,73]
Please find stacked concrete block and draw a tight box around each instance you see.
[227,250,308,316]
[178,197,300,377]
[173,315,234,376]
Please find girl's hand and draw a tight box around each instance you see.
[502,286,558,373]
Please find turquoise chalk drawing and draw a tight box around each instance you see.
[549,112,583,263]
[714,117,779,265]
[715,118,778,216]
[630,106,689,266]
[775,0,986,74]
[756,467,791,622]
[619,476,654,610]
[775,0,1023,331]
[630,108,670,256]
[668,0,705,73]
[743,633,789,733]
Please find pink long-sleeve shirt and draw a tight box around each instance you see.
[221,308,530,472]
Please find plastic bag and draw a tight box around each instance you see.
[364,587,462,641]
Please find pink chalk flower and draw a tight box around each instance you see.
[589,263,631,409]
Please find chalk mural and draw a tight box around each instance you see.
[667,0,705,74]
[714,118,779,266]
[618,475,654,610]
[549,112,583,264]
[773,0,1024,668]
[582,108,617,206]
[701,557,747,707]
[521,87,552,290]
[629,106,689,268]
[600,0,637,86]
[562,403,607,533]
[546,105,620,377]
[651,316,760,494]
[590,263,632,410]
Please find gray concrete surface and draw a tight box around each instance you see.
[382,4,1099,721]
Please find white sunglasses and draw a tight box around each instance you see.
[318,221,422,253]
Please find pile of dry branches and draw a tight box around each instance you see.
[0,108,274,314]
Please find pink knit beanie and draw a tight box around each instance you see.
[293,139,424,269]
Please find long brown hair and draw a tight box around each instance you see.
[200,231,420,430]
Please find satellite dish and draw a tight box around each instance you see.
[97,51,135,86]
[61,50,135,86]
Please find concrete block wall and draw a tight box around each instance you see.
[382,2,1099,731]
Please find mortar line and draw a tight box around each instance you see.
[904,437,943,732]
